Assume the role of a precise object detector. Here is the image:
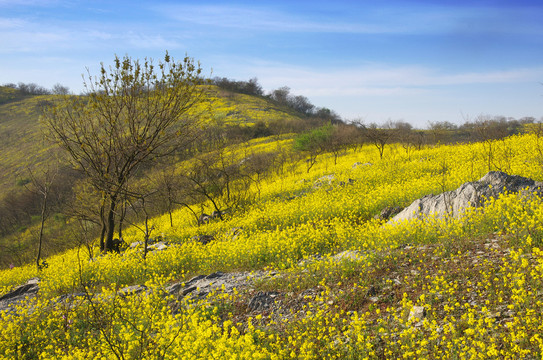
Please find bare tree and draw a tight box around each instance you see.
[181,149,245,219]
[428,121,457,144]
[473,115,510,171]
[25,166,58,271]
[361,120,398,160]
[394,121,415,158]
[327,124,358,164]
[290,95,315,115]
[270,86,291,104]
[51,83,70,95]
[42,52,207,252]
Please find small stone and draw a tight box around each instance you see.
[248,291,279,311]
[333,250,362,261]
[408,306,426,323]
[147,241,168,251]
[192,235,215,245]
[26,278,40,285]
[366,285,379,297]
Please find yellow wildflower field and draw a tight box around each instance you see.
[1,132,543,358]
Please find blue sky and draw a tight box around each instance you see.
[1,0,543,127]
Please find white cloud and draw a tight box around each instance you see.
[0,29,70,53]
[124,32,182,50]
[151,4,418,33]
[152,3,543,36]
[0,0,59,6]
[238,62,543,98]
[0,17,26,28]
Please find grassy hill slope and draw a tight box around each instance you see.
[0,85,302,191]
[0,85,311,268]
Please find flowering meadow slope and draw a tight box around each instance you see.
[1,133,543,359]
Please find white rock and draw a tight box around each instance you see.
[408,306,426,323]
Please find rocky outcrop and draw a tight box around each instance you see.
[1,270,280,315]
[0,278,40,313]
[248,291,280,311]
[374,206,403,221]
[169,270,279,301]
[392,171,543,222]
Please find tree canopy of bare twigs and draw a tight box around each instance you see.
[42,52,207,252]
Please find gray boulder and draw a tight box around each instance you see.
[0,277,40,313]
[392,171,542,222]
[374,206,403,221]
[192,234,215,245]
[147,241,168,252]
[313,174,335,189]
[352,162,372,169]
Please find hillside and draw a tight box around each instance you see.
[0,85,302,191]
[1,128,543,358]
[0,91,58,190]
[0,84,314,268]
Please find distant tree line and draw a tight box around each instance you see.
[211,77,343,123]
[426,116,535,144]
[292,115,540,169]
[2,82,70,96]
[211,77,265,97]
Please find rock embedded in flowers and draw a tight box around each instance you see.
[333,250,363,261]
[147,241,168,252]
[408,306,426,323]
[374,206,403,220]
[192,234,215,245]
[248,291,280,312]
[118,284,148,297]
[313,174,335,189]
[198,213,211,225]
[392,171,543,222]
[0,277,40,313]
[352,162,372,168]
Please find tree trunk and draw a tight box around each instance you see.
[104,195,117,252]
[99,201,106,252]
[143,214,149,260]
[36,192,47,271]
[118,200,125,241]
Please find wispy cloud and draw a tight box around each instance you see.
[0,0,59,6]
[0,29,69,53]
[152,4,333,32]
[237,61,543,98]
[152,3,543,35]
[124,32,183,50]
[0,21,181,54]
[0,17,26,29]
[151,4,424,33]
